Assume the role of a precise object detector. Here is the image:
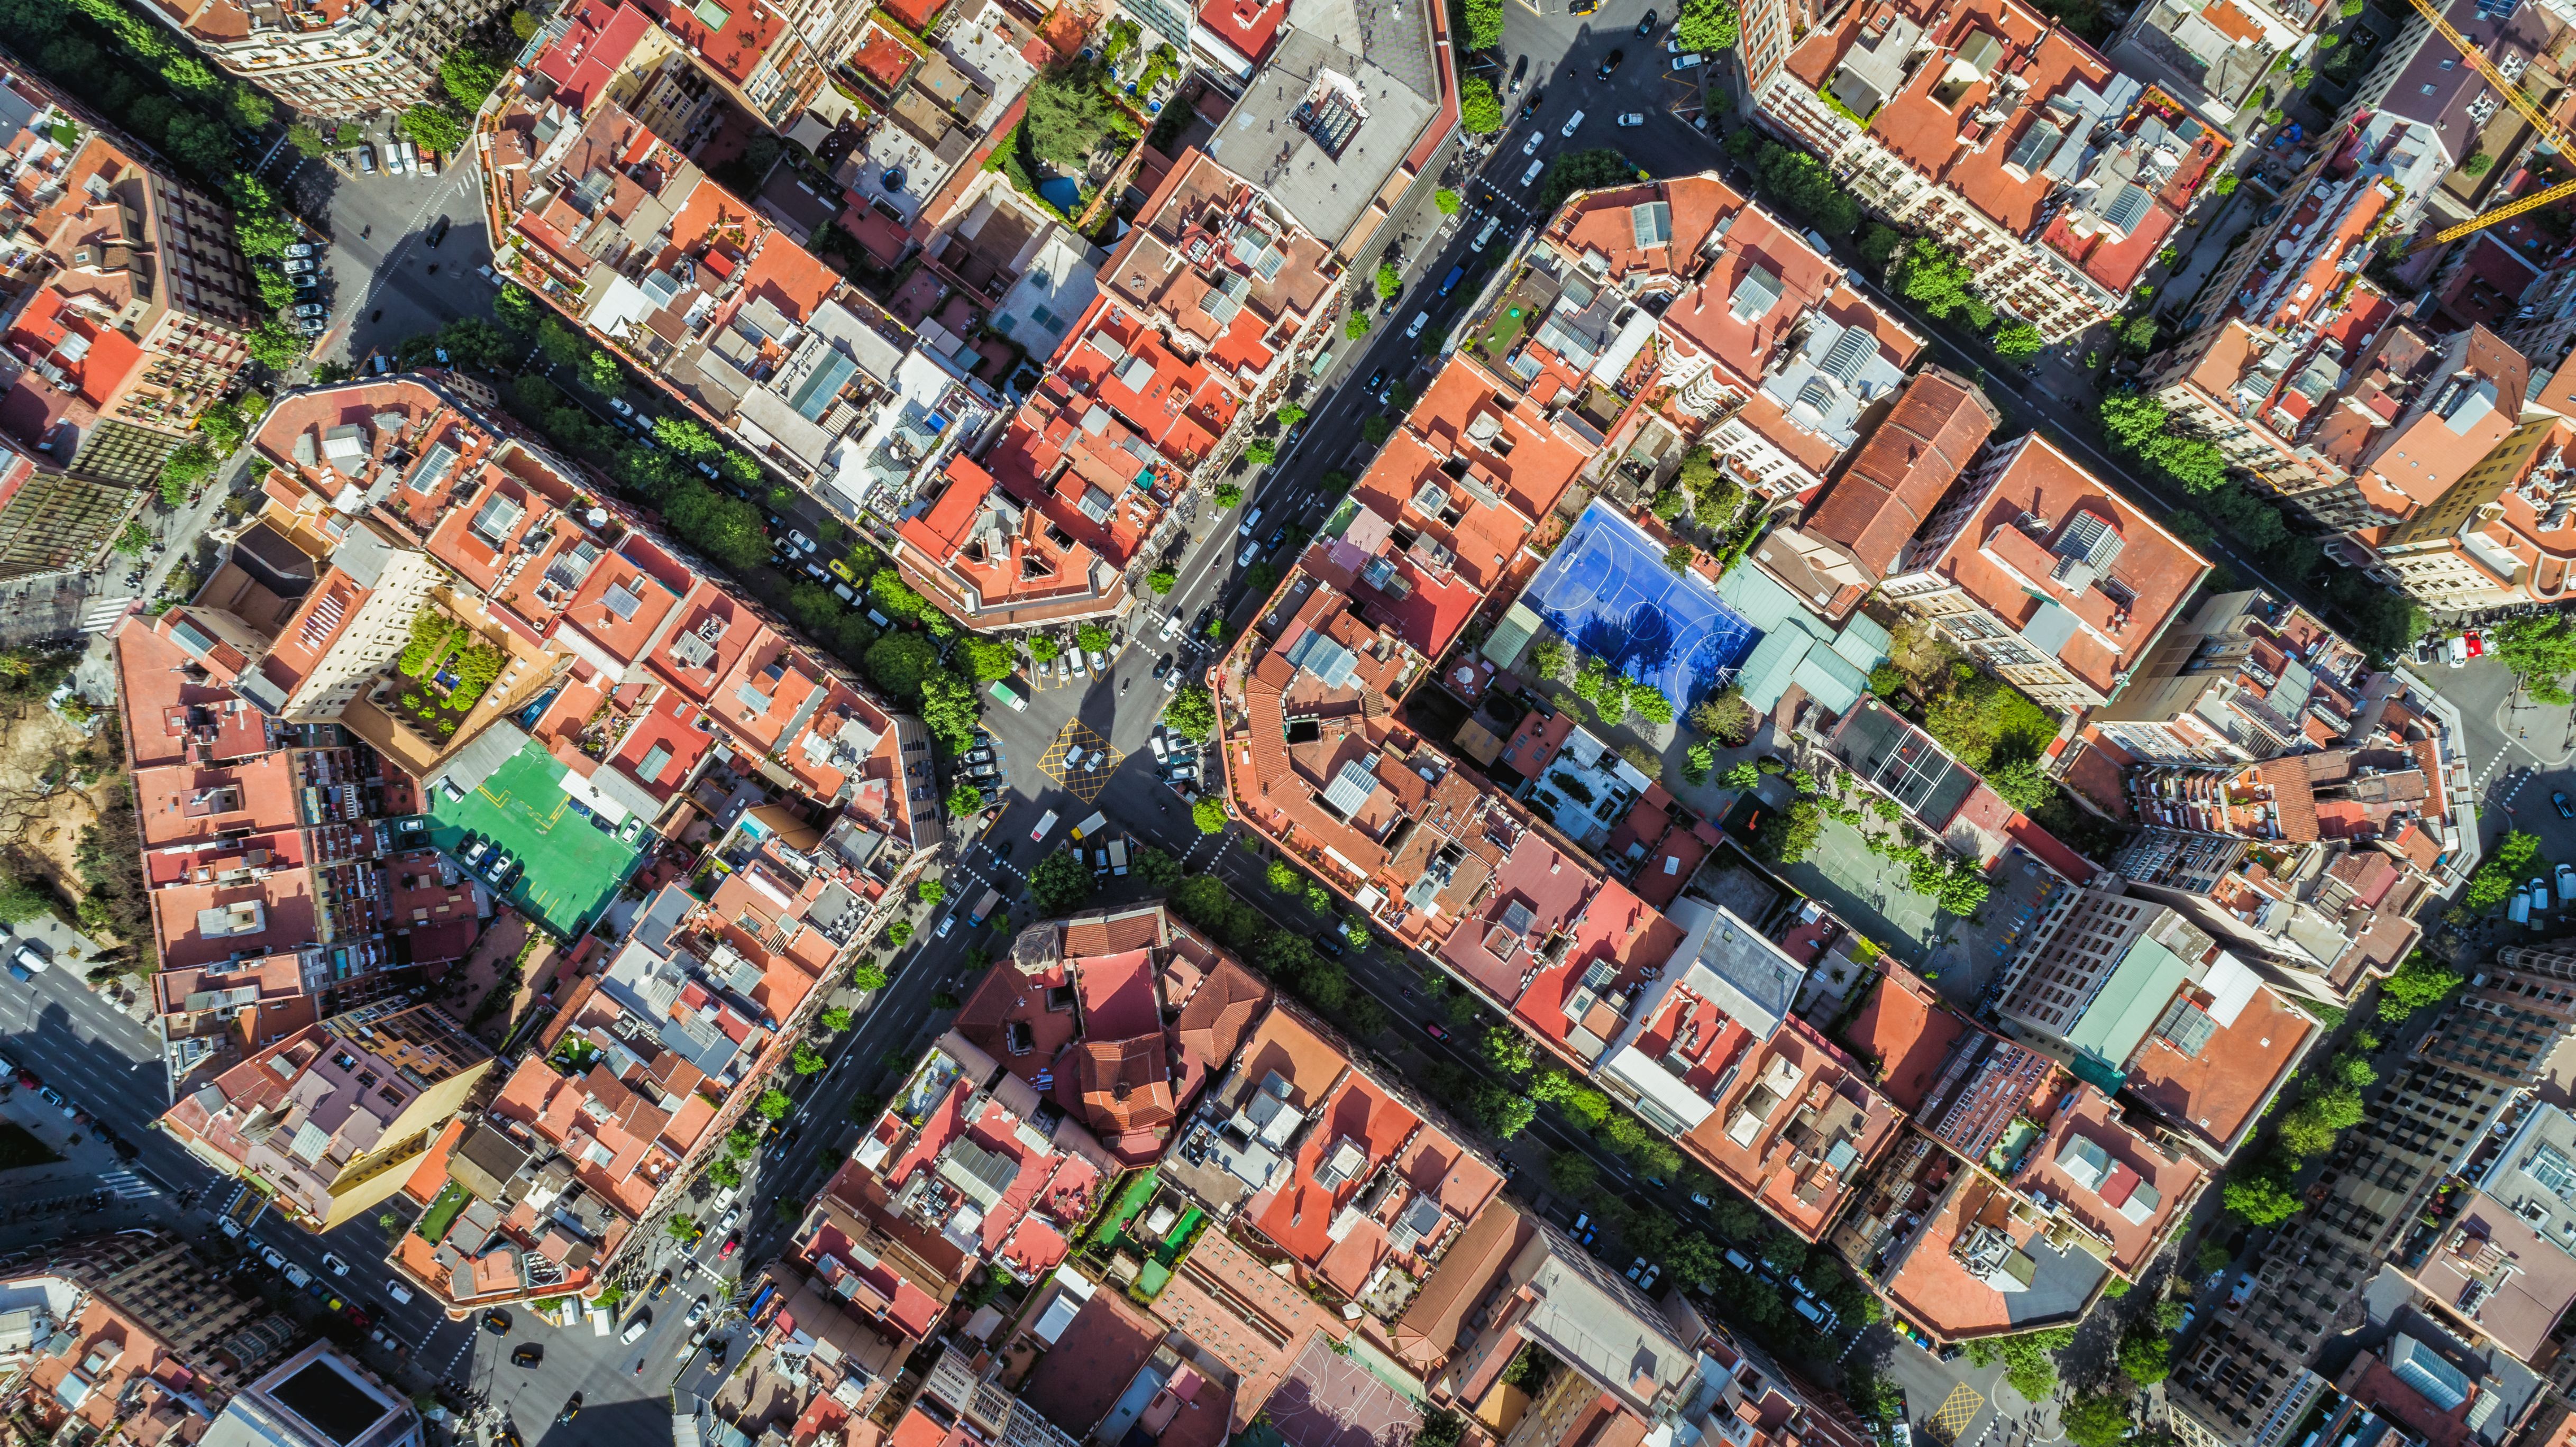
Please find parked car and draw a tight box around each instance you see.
[2556,790,2573,820]
[1635,8,1657,31]
[557,1395,583,1425]
[1617,112,1646,126]
[483,1311,513,1336]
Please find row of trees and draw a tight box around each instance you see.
[2097,390,2417,657]
[0,0,317,373]
[1874,233,2044,362]
[397,48,505,158]
[1722,129,1858,236]
[423,297,994,756]
[2220,954,2458,1225]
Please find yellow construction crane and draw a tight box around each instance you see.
[2400,0,2576,253]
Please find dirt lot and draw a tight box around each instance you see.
[0,702,128,931]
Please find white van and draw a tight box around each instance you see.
[1475,216,1501,250]
[588,1307,611,1336]
[1240,507,1263,536]
[1107,839,1129,876]
[1030,809,1061,843]
[1406,312,1429,338]
[620,1314,650,1344]
[1520,157,1545,187]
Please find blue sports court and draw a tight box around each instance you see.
[1521,501,1760,707]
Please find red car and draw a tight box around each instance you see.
[13,1070,34,1090]
[1422,1021,1449,1041]
[2466,629,2488,657]
[717,1233,740,1261]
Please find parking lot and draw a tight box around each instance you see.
[421,739,647,936]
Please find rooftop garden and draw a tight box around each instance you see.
[418,1180,471,1242]
[387,608,504,743]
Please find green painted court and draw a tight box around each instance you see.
[421,740,643,937]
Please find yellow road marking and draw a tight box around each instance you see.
[1925,1384,1984,1444]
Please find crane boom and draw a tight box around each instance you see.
[2397,0,2576,253]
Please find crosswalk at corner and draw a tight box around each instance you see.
[98,1170,158,1202]
[78,598,134,634]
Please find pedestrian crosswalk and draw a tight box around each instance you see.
[78,598,133,634]
[98,1170,157,1202]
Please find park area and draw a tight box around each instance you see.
[421,739,643,937]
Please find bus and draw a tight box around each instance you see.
[1070,810,1109,841]
[988,680,1027,712]
[967,887,1002,928]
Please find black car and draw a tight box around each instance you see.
[1635,9,1656,33]
[483,1311,513,1336]
[1597,48,1624,77]
[649,1270,673,1301]
[511,1344,543,1367]
[1511,53,1529,89]
[1153,654,1174,678]
[1521,87,1544,120]
[424,215,452,249]
[1193,603,1217,634]
[1363,368,1386,392]
[1265,525,1287,550]
[558,1395,583,1425]
[1317,935,1345,959]
[2556,791,2573,820]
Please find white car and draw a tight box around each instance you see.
[1086,648,1109,674]
[282,1262,312,1289]
[1161,612,1183,641]
[2448,635,2470,667]
[1617,112,1646,126]
[1520,157,1545,187]
[1523,129,1543,155]
[217,1217,244,1240]
[321,1252,350,1276]
[1065,648,1088,678]
[1672,51,1705,68]
[1149,734,1168,761]
[787,530,816,554]
[261,1247,286,1271]
[608,397,634,417]
[1560,109,1586,138]
[719,1206,742,1234]
[1407,312,1429,338]
[1164,670,1181,692]
[621,1314,651,1344]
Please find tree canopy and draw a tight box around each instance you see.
[1539,149,1640,209]
[1026,62,1125,168]
[1676,0,1739,48]
[2496,613,2576,704]
[1163,683,1218,742]
[1459,76,1502,134]
[1027,847,1096,913]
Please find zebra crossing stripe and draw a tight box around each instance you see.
[98,1171,157,1200]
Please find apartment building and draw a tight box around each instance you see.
[0,1229,298,1423]
[953,902,1272,1166]
[0,66,264,574]
[2340,0,2565,208]
[1880,433,2212,713]
[200,1344,420,1447]
[2107,0,2308,131]
[479,95,986,507]
[2169,961,2576,1447]
[2087,591,2374,767]
[1755,0,2226,340]
[1754,368,1999,622]
[133,0,507,119]
[159,999,498,1232]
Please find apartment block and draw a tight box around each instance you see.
[199,1343,420,1447]
[953,902,1272,1166]
[1880,433,2212,713]
[134,0,506,118]
[1756,0,2228,340]
[159,999,497,1232]
[479,95,986,506]
[2169,963,2576,1447]
[0,1229,298,1427]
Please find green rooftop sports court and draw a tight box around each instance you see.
[421,737,643,937]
